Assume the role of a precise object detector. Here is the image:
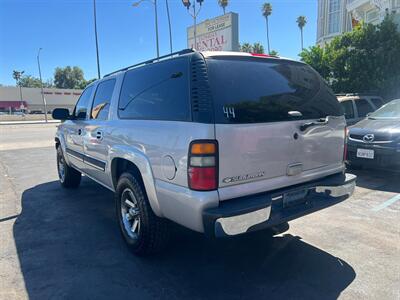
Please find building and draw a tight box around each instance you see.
[317,0,400,46]
[0,86,82,113]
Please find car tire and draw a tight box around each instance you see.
[115,172,170,255]
[56,145,81,188]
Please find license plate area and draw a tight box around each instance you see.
[283,189,309,208]
[357,148,374,159]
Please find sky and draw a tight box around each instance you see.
[0,0,318,86]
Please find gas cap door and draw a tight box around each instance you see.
[162,155,177,180]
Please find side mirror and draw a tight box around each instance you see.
[52,108,70,120]
[366,113,371,117]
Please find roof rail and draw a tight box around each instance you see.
[103,49,196,78]
[336,92,380,97]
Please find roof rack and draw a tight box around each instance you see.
[103,49,196,78]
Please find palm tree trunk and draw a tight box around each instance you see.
[266,16,270,54]
[301,28,304,51]
[223,7,226,15]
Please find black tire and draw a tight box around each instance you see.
[115,172,169,255]
[56,146,81,188]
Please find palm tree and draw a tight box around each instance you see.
[252,42,265,54]
[240,42,253,53]
[296,16,307,51]
[262,3,272,54]
[218,0,228,15]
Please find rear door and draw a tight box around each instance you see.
[206,56,345,198]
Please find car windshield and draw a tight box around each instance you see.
[368,99,400,119]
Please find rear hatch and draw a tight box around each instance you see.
[205,55,346,200]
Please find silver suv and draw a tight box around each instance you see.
[52,50,356,255]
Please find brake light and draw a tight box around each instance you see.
[343,127,348,162]
[251,53,272,58]
[188,140,218,191]
[250,53,278,58]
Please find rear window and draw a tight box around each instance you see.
[355,99,374,117]
[206,57,343,124]
[371,98,383,109]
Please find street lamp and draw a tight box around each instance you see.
[182,0,204,50]
[37,48,48,122]
[133,0,160,58]
[93,0,101,78]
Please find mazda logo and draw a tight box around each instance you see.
[363,134,375,143]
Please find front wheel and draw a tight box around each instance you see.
[116,172,169,255]
[56,146,81,188]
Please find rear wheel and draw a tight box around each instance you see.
[56,146,81,188]
[116,172,169,255]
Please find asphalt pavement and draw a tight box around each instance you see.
[0,124,399,300]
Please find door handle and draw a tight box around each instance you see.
[96,131,103,141]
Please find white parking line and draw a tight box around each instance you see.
[372,194,400,212]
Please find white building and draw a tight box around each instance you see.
[0,86,82,113]
[317,0,400,46]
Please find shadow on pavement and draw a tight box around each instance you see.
[348,168,400,193]
[14,179,356,300]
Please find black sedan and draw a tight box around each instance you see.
[347,99,400,170]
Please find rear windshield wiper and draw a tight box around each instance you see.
[300,118,328,131]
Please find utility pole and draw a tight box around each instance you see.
[133,0,160,58]
[37,48,48,122]
[165,0,173,53]
[93,0,101,78]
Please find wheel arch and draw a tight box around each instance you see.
[109,147,162,217]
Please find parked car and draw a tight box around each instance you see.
[347,99,400,170]
[338,94,384,126]
[52,49,356,255]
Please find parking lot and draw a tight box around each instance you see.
[0,124,399,299]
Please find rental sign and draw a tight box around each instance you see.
[187,12,239,51]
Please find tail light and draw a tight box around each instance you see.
[188,140,218,191]
[343,127,349,162]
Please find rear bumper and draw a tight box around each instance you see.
[203,173,356,238]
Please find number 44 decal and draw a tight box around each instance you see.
[223,106,236,119]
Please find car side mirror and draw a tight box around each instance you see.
[366,113,371,117]
[52,108,71,120]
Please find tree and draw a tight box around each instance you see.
[240,42,253,53]
[18,75,52,88]
[252,42,265,54]
[262,3,272,54]
[300,16,400,99]
[270,50,279,56]
[296,16,307,51]
[54,66,86,89]
[12,70,24,85]
[218,0,228,15]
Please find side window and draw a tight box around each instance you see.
[341,101,354,119]
[118,58,190,121]
[371,98,383,109]
[355,99,374,117]
[74,86,93,119]
[91,79,116,120]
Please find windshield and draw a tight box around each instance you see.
[369,99,400,119]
